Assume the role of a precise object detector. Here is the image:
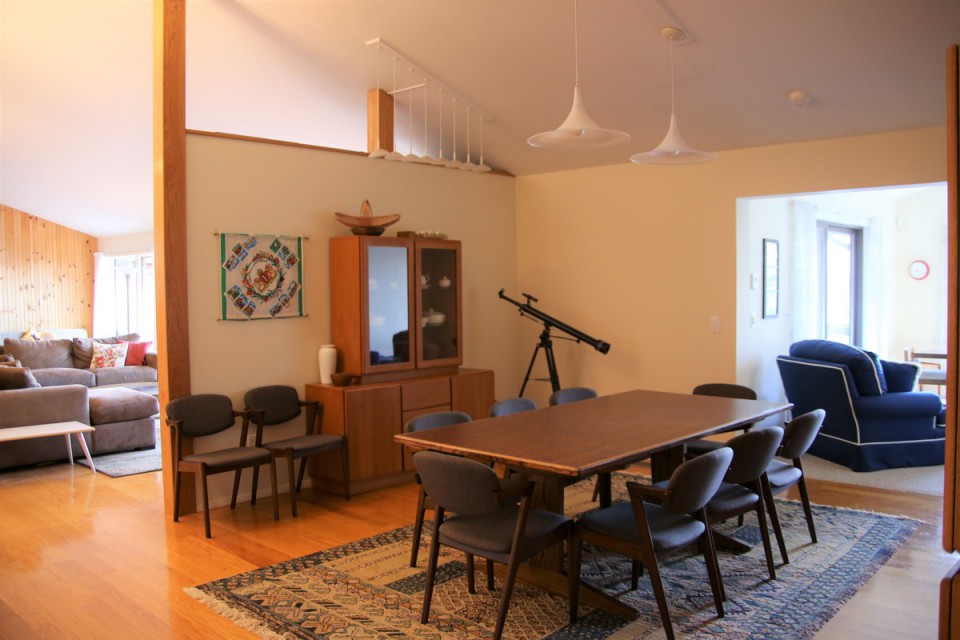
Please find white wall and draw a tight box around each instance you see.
[186,133,518,506]
[516,127,947,409]
[97,231,154,255]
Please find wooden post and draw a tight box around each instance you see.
[154,0,193,516]
[367,88,394,154]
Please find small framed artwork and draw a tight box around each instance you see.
[763,238,779,319]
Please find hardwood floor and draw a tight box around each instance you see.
[0,462,955,639]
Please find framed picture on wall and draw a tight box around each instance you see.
[763,238,779,319]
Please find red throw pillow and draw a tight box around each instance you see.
[122,340,153,366]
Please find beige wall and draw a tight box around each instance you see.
[515,127,947,408]
[186,133,518,505]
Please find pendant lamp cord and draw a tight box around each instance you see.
[669,34,676,114]
[573,0,580,87]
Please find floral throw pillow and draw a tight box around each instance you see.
[91,342,129,368]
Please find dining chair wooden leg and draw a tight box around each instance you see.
[631,560,641,590]
[200,469,212,539]
[173,468,182,523]
[493,553,522,640]
[569,532,582,623]
[761,474,789,564]
[466,553,476,594]
[234,468,245,508]
[753,490,777,581]
[700,525,726,616]
[796,474,817,543]
[420,507,444,624]
[410,487,428,567]
[284,454,298,517]
[295,458,308,493]
[645,553,675,640]
[268,457,279,521]
[486,559,495,591]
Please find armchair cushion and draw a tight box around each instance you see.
[789,339,886,395]
[880,359,921,392]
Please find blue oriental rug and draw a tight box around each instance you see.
[188,479,920,639]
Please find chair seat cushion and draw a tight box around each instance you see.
[706,482,758,519]
[577,501,705,553]
[265,434,344,455]
[182,446,272,472]
[766,459,803,489]
[442,509,568,555]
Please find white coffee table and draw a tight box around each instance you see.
[0,421,97,473]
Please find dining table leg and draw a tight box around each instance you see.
[650,445,685,482]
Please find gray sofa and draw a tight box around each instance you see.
[0,332,159,470]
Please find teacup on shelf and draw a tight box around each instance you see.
[438,276,451,289]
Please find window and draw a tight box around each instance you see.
[94,253,156,342]
[816,224,862,345]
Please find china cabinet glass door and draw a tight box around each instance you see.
[415,240,462,368]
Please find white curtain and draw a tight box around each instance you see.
[789,200,819,342]
[92,252,116,338]
[861,214,894,356]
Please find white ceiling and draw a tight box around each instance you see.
[1,0,958,239]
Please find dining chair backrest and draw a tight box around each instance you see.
[414,451,504,516]
[722,426,783,484]
[692,383,757,400]
[548,387,598,406]
[165,394,236,437]
[490,397,538,417]
[244,385,302,426]
[780,409,826,459]
[664,447,733,514]
[404,411,472,433]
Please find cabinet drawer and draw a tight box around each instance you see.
[402,378,451,410]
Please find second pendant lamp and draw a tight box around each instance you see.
[527,0,629,148]
[630,27,715,164]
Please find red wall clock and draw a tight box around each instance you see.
[908,260,930,280]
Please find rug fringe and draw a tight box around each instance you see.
[185,587,296,640]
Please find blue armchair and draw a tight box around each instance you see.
[777,339,945,471]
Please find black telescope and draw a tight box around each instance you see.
[498,289,610,396]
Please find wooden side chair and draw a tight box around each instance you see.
[571,447,733,640]
[686,383,759,457]
[415,451,575,640]
[244,384,349,518]
[489,396,537,417]
[762,409,825,563]
[705,426,784,582]
[165,393,279,538]
[404,411,473,567]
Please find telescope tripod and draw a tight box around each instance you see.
[518,327,562,397]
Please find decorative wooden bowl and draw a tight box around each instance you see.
[335,200,400,236]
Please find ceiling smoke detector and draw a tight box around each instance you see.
[788,90,812,106]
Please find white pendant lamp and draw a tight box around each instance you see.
[369,44,388,158]
[630,27,715,164]
[528,0,629,148]
[445,98,463,168]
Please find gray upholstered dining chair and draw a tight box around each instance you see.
[165,393,279,538]
[405,410,473,567]
[570,447,733,640]
[489,396,538,417]
[414,451,575,640]
[686,383,759,457]
[762,409,825,563]
[244,384,349,518]
[705,426,784,582]
[548,386,598,406]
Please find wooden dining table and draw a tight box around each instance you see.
[394,388,792,618]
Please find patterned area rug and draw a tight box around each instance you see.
[188,477,920,639]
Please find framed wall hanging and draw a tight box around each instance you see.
[219,232,304,320]
[762,238,779,319]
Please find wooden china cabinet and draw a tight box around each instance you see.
[306,235,494,495]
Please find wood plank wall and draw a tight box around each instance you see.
[0,205,95,334]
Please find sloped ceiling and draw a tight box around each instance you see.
[1,0,958,238]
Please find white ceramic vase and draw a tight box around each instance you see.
[318,344,337,384]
